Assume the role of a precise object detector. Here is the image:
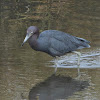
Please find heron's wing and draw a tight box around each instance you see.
[39,30,90,56]
[48,34,79,56]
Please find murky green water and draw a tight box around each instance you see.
[0,0,100,100]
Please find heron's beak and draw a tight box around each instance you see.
[21,35,29,47]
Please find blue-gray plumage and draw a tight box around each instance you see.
[37,30,90,57]
[21,26,90,76]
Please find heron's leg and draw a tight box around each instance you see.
[54,56,59,74]
[73,51,81,76]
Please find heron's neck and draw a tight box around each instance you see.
[28,33,39,50]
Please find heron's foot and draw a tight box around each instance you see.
[75,74,81,80]
[75,72,86,80]
[75,73,81,80]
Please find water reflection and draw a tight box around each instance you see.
[29,74,89,100]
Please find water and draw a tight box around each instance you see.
[0,0,100,100]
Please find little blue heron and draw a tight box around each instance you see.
[21,26,90,76]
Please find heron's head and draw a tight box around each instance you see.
[21,26,39,46]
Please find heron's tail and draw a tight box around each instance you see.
[76,37,91,49]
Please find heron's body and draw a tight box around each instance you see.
[28,30,90,57]
[22,26,90,77]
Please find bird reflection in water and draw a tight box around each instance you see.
[29,74,89,100]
